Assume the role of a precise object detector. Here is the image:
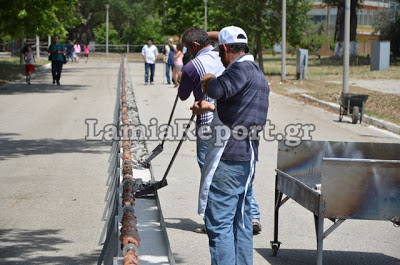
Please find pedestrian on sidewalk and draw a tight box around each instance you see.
[48,35,66,86]
[74,41,81,63]
[84,43,90,63]
[191,26,269,265]
[162,38,175,85]
[66,40,74,62]
[172,42,184,88]
[141,38,159,85]
[24,45,35,85]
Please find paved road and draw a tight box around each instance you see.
[0,60,119,264]
[327,80,400,95]
[130,61,400,265]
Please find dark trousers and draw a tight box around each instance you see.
[51,60,63,82]
[145,63,155,83]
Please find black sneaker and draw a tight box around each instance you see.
[194,225,207,234]
[53,80,55,85]
[252,217,262,234]
[57,81,60,86]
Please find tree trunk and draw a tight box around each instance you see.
[19,39,24,65]
[334,0,359,57]
[255,31,264,73]
[253,35,258,61]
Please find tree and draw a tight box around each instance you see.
[0,0,82,38]
[68,0,107,43]
[158,0,206,36]
[118,0,163,45]
[93,23,120,44]
[374,0,400,58]
[324,0,361,56]
[209,0,312,72]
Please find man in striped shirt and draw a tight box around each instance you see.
[179,26,224,171]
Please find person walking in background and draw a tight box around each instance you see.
[66,40,73,62]
[84,43,90,63]
[48,35,65,85]
[24,45,35,85]
[141,37,159,85]
[162,38,175,85]
[74,41,81,63]
[172,43,184,88]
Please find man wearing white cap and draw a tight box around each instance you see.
[191,26,269,264]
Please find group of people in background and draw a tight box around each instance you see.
[66,40,90,63]
[22,36,90,86]
[141,37,189,86]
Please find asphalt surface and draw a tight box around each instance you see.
[130,61,400,265]
[0,60,119,264]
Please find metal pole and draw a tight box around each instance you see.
[204,0,208,31]
[106,4,110,56]
[48,35,51,47]
[281,0,286,81]
[343,0,350,94]
[36,35,40,58]
[326,6,330,56]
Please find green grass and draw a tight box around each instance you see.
[0,57,49,86]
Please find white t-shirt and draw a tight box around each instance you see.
[141,45,158,64]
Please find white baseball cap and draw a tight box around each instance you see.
[218,26,248,46]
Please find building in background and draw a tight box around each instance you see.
[308,0,398,56]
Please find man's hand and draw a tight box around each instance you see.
[190,101,215,115]
[207,31,219,42]
[201,73,217,94]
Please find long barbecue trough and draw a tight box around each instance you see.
[271,140,400,265]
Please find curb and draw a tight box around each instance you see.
[300,94,400,135]
[0,62,51,89]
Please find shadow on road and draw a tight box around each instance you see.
[255,247,400,265]
[164,218,203,233]
[0,229,100,265]
[0,133,110,160]
[0,82,87,95]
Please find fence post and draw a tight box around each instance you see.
[127,43,129,54]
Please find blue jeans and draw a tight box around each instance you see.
[197,136,261,219]
[166,63,173,83]
[145,63,155,83]
[66,53,73,62]
[197,135,209,171]
[205,160,254,265]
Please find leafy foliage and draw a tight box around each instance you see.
[93,23,120,44]
[374,2,400,58]
[0,0,82,38]
[300,22,327,55]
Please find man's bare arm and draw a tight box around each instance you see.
[207,31,219,42]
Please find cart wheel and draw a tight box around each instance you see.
[270,241,281,256]
[352,106,360,124]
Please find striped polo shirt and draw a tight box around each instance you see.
[208,54,269,161]
[178,46,224,134]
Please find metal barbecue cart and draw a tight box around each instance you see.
[335,93,369,124]
[270,140,400,265]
